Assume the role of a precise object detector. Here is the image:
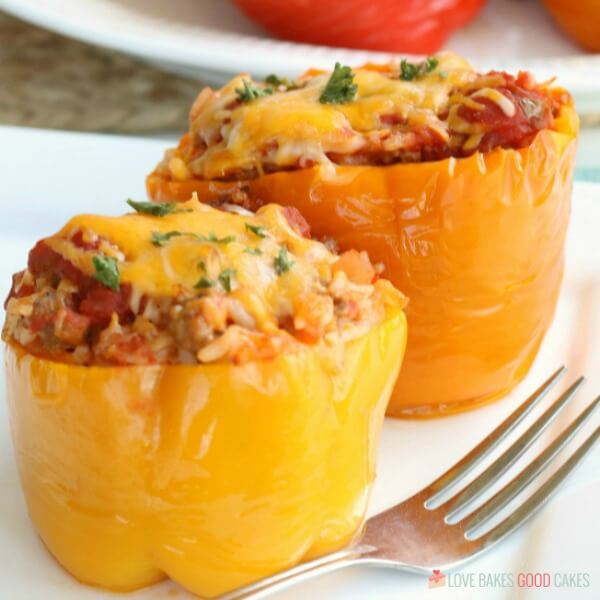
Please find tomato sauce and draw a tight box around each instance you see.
[455,72,556,155]
[23,241,133,328]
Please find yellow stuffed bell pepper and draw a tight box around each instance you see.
[147,53,579,418]
[3,198,407,597]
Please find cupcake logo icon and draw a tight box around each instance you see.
[428,569,446,589]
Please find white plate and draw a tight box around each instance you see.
[0,125,599,600]
[2,0,600,115]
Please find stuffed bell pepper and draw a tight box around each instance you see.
[147,52,579,417]
[3,197,407,597]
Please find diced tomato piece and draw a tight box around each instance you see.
[29,313,54,334]
[516,70,537,91]
[281,206,311,238]
[27,240,133,326]
[292,328,321,345]
[70,230,101,251]
[332,249,376,285]
[380,114,408,126]
[79,288,132,326]
[55,308,91,345]
[456,80,554,154]
[28,241,84,286]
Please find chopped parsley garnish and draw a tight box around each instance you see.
[218,268,236,293]
[273,246,294,275]
[245,223,267,238]
[265,74,297,91]
[152,231,235,246]
[195,265,237,292]
[127,199,177,217]
[204,232,236,244]
[319,63,357,104]
[151,230,182,246]
[244,247,262,256]
[92,255,120,291]
[399,57,439,81]
[194,276,215,289]
[236,79,273,102]
[520,97,543,119]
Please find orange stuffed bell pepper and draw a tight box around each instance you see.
[147,53,579,418]
[3,197,407,598]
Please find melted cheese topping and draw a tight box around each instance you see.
[44,198,400,336]
[472,88,516,117]
[186,52,479,179]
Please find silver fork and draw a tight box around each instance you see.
[218,367,600,599]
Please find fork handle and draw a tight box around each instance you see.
[217,546,371,599]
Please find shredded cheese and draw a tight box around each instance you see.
[43,198,338,334]
[472,88,516,117]
[183,52,482,179]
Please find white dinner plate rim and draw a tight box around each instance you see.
[3,0,600,105]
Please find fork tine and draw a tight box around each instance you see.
[425,367,566,508]
[478,425,600,547]
[442,377,585,520]
[464,395,600,535]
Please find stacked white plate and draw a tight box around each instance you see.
[1,0,600,114]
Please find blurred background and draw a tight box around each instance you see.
[1,0,599,179]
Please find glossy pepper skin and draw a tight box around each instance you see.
[147,105,578,418]
[5,308,406,598]
[543,0,600,52]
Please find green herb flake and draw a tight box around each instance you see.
[236,79,273,103]
[198,260,206,272]
[245,223,267,238]
[319,63,357,104]
[152,231,235,246]
[218,268,236,293]
[127,199,177,217]
[244,247,263,256]
[399,60,418,81]
[194,276,215,289]
[205,232,236,244]
[92,255,120,291]
[273,246,294,275]
[425,57,439,72]
[151,230,182,246]
[265,74,297,91]
[520,97,543,120]
[399,57,439,81]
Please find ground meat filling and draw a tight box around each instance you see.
[327,73,561,164]
[27,240,134,326]
[4,205,401,366]
[328,73,560,165]
[158,66,568,183]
